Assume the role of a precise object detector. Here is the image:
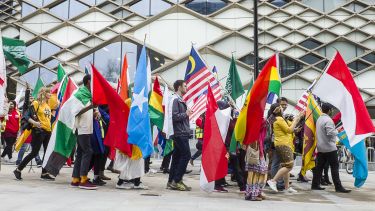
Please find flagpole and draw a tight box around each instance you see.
[253,0,259,80]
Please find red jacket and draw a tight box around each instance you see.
[5,109,21,137]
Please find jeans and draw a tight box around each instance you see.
[18,129,50,174]
[168,136,191,183]
[270,148,285,188]
[72,134,93,178]
[229,154,245,190]
[1,136,16,159]
[312,150,343,190]
[16,143,42,165]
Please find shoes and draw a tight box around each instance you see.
[71,181,80,187]
[100,175,111,181]
[185,170,192,174]
[166,181,176,190]
[175,182,187,191]
[93,178,106,186]
[321,181,329,186]
[133,183,149,190]
[239,187,246,193]
[223,182,230,187]
[286,187,298,194]
[311,186,325,190]
[181,181,192,191]
[290,173,295,178]
[189,159,194,166]
[41,174,55,181]
[163,169,170,174]
[214,187,228,193]
[116,182,134,190]
[297,174,309,183]
[325,180,333,185]
[336,187,351,193]
[36,161,43,168]
[79,180,98,190]
[267,180,278,192]
[13,169,22,180]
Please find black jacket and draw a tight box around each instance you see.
[172,97,190,138]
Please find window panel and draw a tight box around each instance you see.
[185,0,228,15]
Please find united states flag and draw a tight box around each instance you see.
[295,91,308,111]
[183,47,221,120]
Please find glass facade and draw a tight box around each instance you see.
[185,0,228,15]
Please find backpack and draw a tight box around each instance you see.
[21,102,39,131]
[263,117,275,152]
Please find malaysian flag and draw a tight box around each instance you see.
[183,47,221,120]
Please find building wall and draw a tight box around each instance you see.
[1,0,374,116]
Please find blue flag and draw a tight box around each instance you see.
[127,46,153,158]
[338,131,368,188]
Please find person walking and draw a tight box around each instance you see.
[311,103,351,193]
[1,101,20,162]
[70,75,97,190]
[267,104,303,193]
[167,80,192,191]
[14,87,54,181]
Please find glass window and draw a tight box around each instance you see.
[20,67,39,87]
[28,0,43,7]
[50,0,69,20]
[362,53,375,64]
[21,2,36,17]
[130,0,172,17]
[239,53,255,66]
[93,42,122,83]
[300,53,323,64]
[79,53,94,70]
[69,0,89,18]
[111,9,131,19]
[40,67,57,85]
[185,0,228,15]
[315,60,328,70]
[301,0,349,13]
[299,39,322,50]
[278,54,304,78]
[43,0,57,6]
[40,40,61,60]
[348,60,370,71]
[44,58,60,69]
[269,0,290,7]
[25,40,41,61]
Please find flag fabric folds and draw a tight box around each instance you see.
[338,131,368,188]
[32,76,44,98]
[233,54,280,145]
[225,55,244,101]
[119,54,129,101]
[200,85,231,192]
[0,35,5,117]
[312,52,375,147]
[300,93,321,176]
[149,77,164,130]
[2,36,30,74]
[162,85,175,139]
[127,46,153,158]
[57,64,66,82]
[91,65,132,157]
[266,56,281,104]
[43,86,91,176]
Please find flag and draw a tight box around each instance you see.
[312,51,375,146]
[225,56,244,101]
[54,75,78,121]
[32,76,44,98]
[149,77,164,130]
[233,54,280,145]
[266,55,281,104]
[183,46,217,105]
[200,85,231,192]
[92,65,132,157]
[119,54,129,101]
[2,36,30,74]
[84,66,90,75]
[162,84,175,139]
[43,86,91,176]
[127,46,153,158]
[57,64,66,82]
[295,80,317,112]
[300,93,321,176]
[338,130,368,188]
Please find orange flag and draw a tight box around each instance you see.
[119,54,129,101]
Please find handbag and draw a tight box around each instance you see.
[246,142,260,165]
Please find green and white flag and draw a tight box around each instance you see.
[43,86,91,176]
[2,37,30,74]
[225,56,244,101]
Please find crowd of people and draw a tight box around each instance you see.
[0,76,351,200]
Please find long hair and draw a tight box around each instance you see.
[37,87,50,104]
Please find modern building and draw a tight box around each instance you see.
[1,0,375,121]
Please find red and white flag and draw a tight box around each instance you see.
[200,85,231,192]
[312,52,375,146]
[0,32,7,117]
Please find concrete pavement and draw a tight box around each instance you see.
[0,159,374,211]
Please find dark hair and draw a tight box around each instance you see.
[83,74,91,86]
[268,103,280,118]
[173,80,185,92]
[321,102,333,114]
[9,100,16,107]
[278,97,288,103]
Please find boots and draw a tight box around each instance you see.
[99,171,111,180]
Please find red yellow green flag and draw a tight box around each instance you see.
[300,93,321,176]
[149,77,164,130]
